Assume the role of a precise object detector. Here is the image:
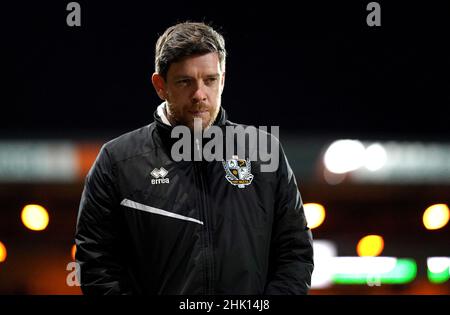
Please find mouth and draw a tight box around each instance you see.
[189,109,209,117]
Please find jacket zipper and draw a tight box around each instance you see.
[194,138,214,295]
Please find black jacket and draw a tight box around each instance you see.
[75,106,314,295]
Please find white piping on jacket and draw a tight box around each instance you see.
[120,198,203,225]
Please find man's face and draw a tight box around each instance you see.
[153,52,225,130]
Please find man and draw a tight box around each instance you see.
[75,22,314,295]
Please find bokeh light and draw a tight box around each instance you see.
[324,140,366,174]
[364,143,387,171]
[0,241,7,263]
[357,235,384,257]
[71,244,77,261]
[304,203,326,229]
[21,204,49,231]
[423,204,449,230]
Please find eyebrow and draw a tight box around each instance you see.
[205,74,220,78]
[173,76,191,80]
[173,74,220,80]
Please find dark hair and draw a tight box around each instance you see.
[155,22,226,80]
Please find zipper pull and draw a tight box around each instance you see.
[195,138,200,152]
[194,138,202,162]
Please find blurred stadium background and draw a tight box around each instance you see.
[2,1,449,294]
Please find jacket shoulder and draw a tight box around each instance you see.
[101,123,156,163]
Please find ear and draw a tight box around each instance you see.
[151,73,167,100]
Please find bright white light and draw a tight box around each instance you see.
[364,143,387,171]
[333,257,397,274]
[427,257,450,273]
[314,240,337,258]
[324,140,366,174]
[311,240,337,289]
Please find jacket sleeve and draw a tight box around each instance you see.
[264,142,314,295]
[75,145,132,295]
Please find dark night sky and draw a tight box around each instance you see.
[5,1,450,140]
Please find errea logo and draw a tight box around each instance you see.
[150,167,169,184]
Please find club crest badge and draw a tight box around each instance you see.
[222,155,254,188]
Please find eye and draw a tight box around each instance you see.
[176,79,191,86]
[205,77,218,85]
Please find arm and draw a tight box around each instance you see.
[264,144,314,295]
[75,145,132,295]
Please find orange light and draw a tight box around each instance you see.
[0,241,6,263]
[423,204,449,230]
[303,203,326,229]
[21,204,49,231]
[357,235,384,257]
[71,245,77,261]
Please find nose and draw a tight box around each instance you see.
[192,82,207,104]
